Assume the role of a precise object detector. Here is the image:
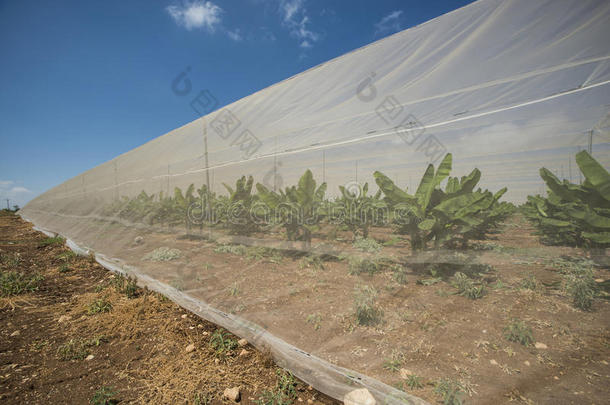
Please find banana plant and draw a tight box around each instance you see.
[222,176,259,235]
[375,153,511,250]
[256,169,326,243]
[526,151,610,248]
[332,182,387,240]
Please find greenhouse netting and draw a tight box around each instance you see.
[20,0,610,403]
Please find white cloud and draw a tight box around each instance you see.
[166,1,223,32]
[374,10,403,36]
[226,29,242,41]
[278,0,320,48]
[0,181,33,208]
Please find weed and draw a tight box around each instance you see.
[59,264,71,273]
[354,285,382,326]
[170,279,184,291]
[0,271,44,297]
[87,298,112,315]
[348,256,379,276]
[392,265,408,285]
[214,244,247,256]
[565,271,598,310]
[142,246,181,261]
[504,319,534,346]
[228,282,240,296]
[382,236,401,247]
[299,255,324,271]
[57,251,77,261]
[452,272,485,299]
[209,329,238,358]
[90,386,118,405]
[193,392,212,405]
[57,339,90,360]
[111,274,139,298]
[353,237,382,253]
[434,378,465,405]
[256,369,297,405]
[0,252,21,268]
[405,374,423,390]
[520,274,538,290]
[306,313,322,330]
[382,350,403,372]
[39,236,65,247]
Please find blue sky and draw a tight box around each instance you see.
[0,0,475,207]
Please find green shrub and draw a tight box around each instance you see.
[504,319,534,346]
[452,272,485,299]
[354,285,382,326]
[520,274,538,290]
[38,236,65,247]
[256,369,297,405]
[348,256,379,275]
[209,329,238,358]
[90,386,118,405]
[87,298,112,315]
[352,237,382,253]
[142,246,181,261]
[405,375,423,390]
[0,271,44,296]
[434,378,465,405]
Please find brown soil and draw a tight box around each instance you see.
[0,211,340,405]
[58,213,610,405]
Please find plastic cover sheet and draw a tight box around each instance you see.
[20,0,610,403]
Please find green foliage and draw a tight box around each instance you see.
[332,182,387,239]
[434,379,465,405]
[57,336,106,361]
[214,244,247,255]
[451,272,485,299]
[257,169,326,243]
[523,151,610,248]
[405,375,423,390]
[520,274,538,290]
[112,274,139,299]
[392,265,408,285]
[352,237,382,253]
[504,319,534,346]
[143,246,181,261]
[39,236,65,247]
[209,329,238,358]
[354,285,382,326]
[222,176,260,235]
[0,271,44,297]
[375,153,512,251]
[256,369,297,405]
[348,256,379,275]
[87,297,112,315]
[90,386,118,405]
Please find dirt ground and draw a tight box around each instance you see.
[0,211,339,405]
[5,209,610,404]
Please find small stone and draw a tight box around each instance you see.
[185,343,195,353]
[214,358,220,365]
[85,355,94,361]
[181,314,188,319]
[238,338,248,347]
[399,368,413,378]
[298,398,303,402]
[239,349,248,357]
[10,331,20,337]
[198,324,204,329]
[202,331,209,336]
[223,387,241,402]
[595,278,604,283]
[58,315,72,323]
[307,400,313,405]
[524,361,530,366]
[343,388,376,405]
[134,236,144,245]
[553,376,559,380]
[535,342,548,350]
[490,359,498,365]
